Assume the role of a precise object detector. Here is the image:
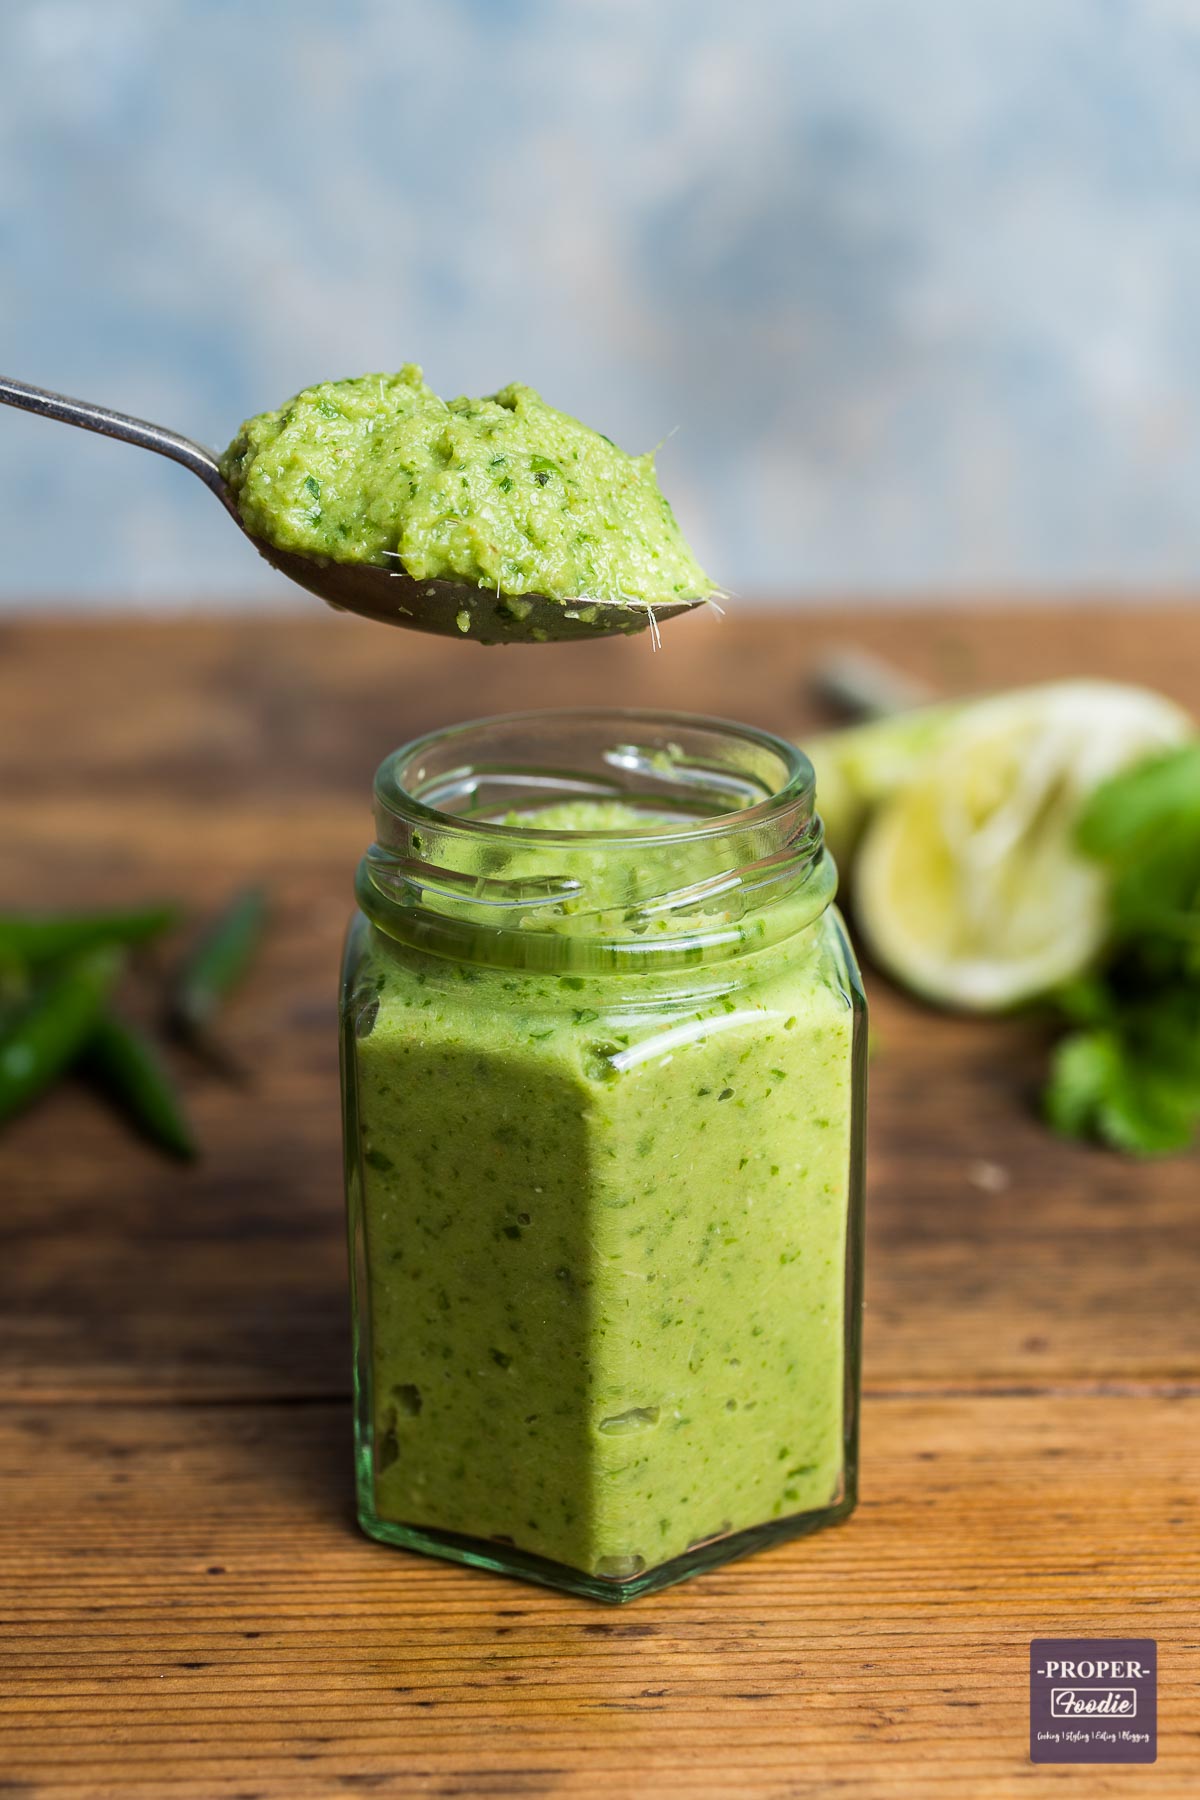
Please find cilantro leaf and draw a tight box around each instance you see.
[1044,1030,1121,1140]
[1076,742,1200,860]
[1046,1011,1200,1156]
[1043,738,1200,1155]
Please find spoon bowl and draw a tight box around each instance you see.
[0,375,705,644]
[255,542,701,644]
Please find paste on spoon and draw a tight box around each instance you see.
[221,367,709,610]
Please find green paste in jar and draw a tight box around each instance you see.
[347,800,859,1581]
[221,368,710,607]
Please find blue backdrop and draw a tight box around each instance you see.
[4,0,1200,604]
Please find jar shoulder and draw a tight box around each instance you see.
[341,906,864,1060]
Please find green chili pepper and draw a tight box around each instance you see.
[0,953,31,1027]
[0,945,124,1124]
[170,886,267,1037]
[83,1013,197,1161]
[0,906,177,966]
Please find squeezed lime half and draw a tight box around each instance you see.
[850,681,1193,1010]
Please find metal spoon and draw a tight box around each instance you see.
[0,375,705,644]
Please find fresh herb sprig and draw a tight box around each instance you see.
[1044,743,1200,1155]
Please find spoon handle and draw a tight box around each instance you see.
[0,374,229,506]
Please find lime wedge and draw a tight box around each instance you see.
[852,681,1193,1010]
[806,702,960,863]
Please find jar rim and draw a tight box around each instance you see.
[374,706,815,843]
[360,707,833,973]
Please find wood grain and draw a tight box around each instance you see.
[1,607,1198,1795]
[2,1397,1197,1797]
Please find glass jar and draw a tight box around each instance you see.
[340,708,866,1601]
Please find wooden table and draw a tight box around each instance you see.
[2,606,1197,1798]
